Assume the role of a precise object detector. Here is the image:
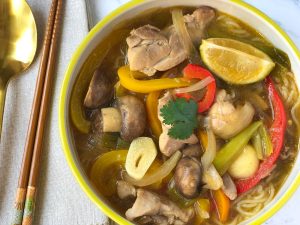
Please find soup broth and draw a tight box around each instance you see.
[69,6,299,225]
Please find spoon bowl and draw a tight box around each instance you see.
[0,0,37,138]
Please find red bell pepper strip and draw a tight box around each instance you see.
[235,77,286,194]
[177,64,216,113]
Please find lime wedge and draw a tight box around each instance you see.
[200,38,275,84]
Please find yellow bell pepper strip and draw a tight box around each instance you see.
[70,74,91,133]
[147,159,173,190]
[211,189,230,223]
[198,129,208,150]
[90,150,127,196]
[146,91,163,138]
[213,121,262,175]
[117,66,190,93]
[194,198,211,224]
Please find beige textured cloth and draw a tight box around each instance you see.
[0,0,107,224]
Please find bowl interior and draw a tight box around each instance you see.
[60,0,300,224]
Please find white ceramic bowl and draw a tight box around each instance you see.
[59,0,300,224]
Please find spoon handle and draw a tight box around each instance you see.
[0,78,8,140]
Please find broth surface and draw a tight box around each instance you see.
[69,6,299,225]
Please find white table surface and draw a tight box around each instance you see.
[88,0,300,224]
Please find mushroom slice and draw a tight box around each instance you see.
[84,67,113,108]
[118,95,146,142]
[174,157,202,199]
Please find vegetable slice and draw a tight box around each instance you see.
[200,38,275,84]
[201,129,217,171]
[125,137,157,180]
[211,189,230,223]
[198,129,208,149]
[222,173,237,200]
[174,76,214,94]
[194,198,211,223]
[203,165,223,190]
[235,77,287,194]
[171,8,197,60]
[213,121,262,175]
[146,91,163,138]
[176,64,216,113]
[118,66,189,93]
[90,150,127,196]
[124,151,182,186]
[252,125,273,160]
[70,75,91,133]
[259,125,273,157]
[147,159,173,190]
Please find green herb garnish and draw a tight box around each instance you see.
[160,98,198,140]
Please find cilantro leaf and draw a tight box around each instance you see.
[160,98,198,140]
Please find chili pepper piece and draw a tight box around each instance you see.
[177,64,216,113]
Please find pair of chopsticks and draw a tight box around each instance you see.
[12,0,63,224]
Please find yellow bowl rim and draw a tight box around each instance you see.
[59,0,300,224]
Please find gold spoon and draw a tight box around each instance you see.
[0,0,37,139]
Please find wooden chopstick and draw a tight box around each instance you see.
[21,1,63,224]
[12,0,62,225]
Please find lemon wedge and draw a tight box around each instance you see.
[200,38,275,84]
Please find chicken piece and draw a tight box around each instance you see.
[158,92,198,157]
[184,6,216,44]
[127,7,215,76]
[209,90,255,139]
[159,132,198,157]
[127,25,173,76]
[149,26,187,73]
[84,67,113,108]
[117,181,136,199]
[126,189,194,223]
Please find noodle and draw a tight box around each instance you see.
[274,70,298,108]
[217,15,251,38]
[291,97,300,135]
[207,179,276,225]
[227,181,275,225]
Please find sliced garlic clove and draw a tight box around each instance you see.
[125,137,157,180]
